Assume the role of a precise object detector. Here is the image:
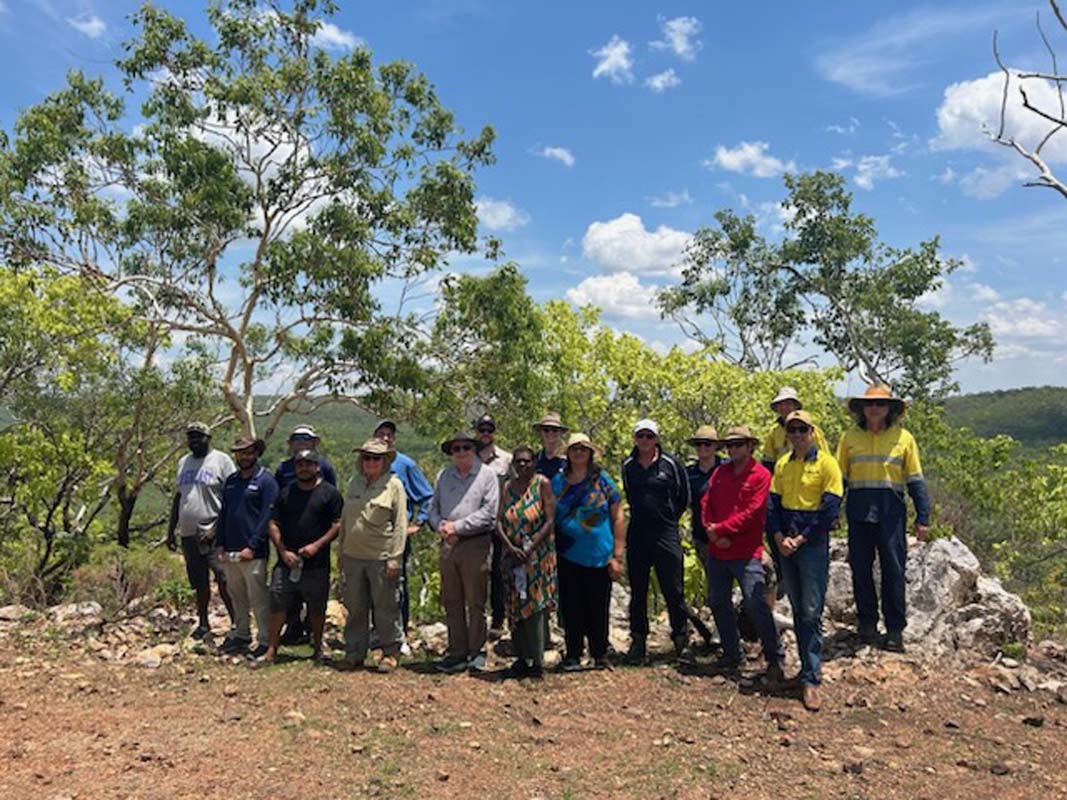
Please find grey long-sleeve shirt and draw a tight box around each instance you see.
[427,460,500,537]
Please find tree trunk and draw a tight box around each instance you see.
[115,484,140,549]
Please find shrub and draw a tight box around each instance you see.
[68,543,186,619]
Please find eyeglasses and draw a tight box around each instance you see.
[635,432,656,440]
[863,399,889,407]
[725,441,747,449]
[451,444,474,452]
[786,426,810,434]
[362,454,384,461]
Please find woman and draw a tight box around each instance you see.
[836,384,930,654]
[495,445,557,678]
[337,438,407,672]
[552,433,625,671]
[767,411,843,711]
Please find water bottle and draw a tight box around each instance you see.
[289,556,304,583]
[226,551,242,563]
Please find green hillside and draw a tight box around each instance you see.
[944,386,1067,449]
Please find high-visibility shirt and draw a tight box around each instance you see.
[761,422,829,472]
[836,425,931,526]
[767,446,842,538]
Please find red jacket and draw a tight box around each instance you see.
[700,458,771,561]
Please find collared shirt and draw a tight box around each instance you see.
[767,446,843,539]
[700,457,771,560]
[479,444,514,481]
[836,425,930,526]
[686,459,722,545]
[338,473,407,565]
[621,447,690,537]
[390,452,434,524]
[761,421,829,472]
[428,459,500,538]
[535,449,567,478]
[215,465,279,558]
[274,455,338,491]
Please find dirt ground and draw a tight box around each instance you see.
[1,632,1065,800]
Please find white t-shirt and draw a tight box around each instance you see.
[176,450,237,538]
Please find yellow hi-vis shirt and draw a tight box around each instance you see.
[835,425,923,494]
[770,447,843,510]
[762,422,829,468]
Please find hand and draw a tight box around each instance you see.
[779,537,798,557]
[165,532,177,552]
[507,544,526,563]
[297,543,318,559]
[607,557,623,581]
[915,524,930,542]
[440,520,457,537]
[705,523,716,537]
[281,549,301,569]
[444,533,459,548]
[385,563,400,581]
[406,524,421,536]
[714,536,732,549]
[238,547,254,562]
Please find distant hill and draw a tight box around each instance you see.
[944,386,1067,449]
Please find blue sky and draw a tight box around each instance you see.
[3,1,1067,394]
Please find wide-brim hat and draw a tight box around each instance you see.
[769,386,802,411]
[532,412,569,432]
[564,432,602,460]
[783,410,815,429]
[720,425,759,446]
[687,424,720,445]
[354,437,397,470]
[440,430,480,455]
[230,436,266,456]
[847,384,906,416]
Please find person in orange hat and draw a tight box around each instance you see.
[836,384,930,654]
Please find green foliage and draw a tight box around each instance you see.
[945,386,1067,450]
[69,543,186,619]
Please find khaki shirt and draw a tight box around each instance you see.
[338,473,408,566]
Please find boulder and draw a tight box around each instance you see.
[134,643,180,669]
[325,600,346,628]
[416,622,448,654]
[49,601,104,630]
[0,604,32,623]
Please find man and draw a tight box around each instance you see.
[621,419,691,661]
[214,436,279,657]
[768,411,843,712]
[532,412,568,477]
[262,449,342,664]
[682,425,723,650]
[273,424,338,645]
[475,413,512,638]
[428,430,500,673]
[166,422,236,639]
[373,419,434,636]
[701,427,784,683]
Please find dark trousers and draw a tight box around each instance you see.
[514,608,548,668]
[490,535,506,629]
[627,531,688,639]
[707,556,782,665]
[399,535,412,630]
[558,556,612,660]
[848,519,907,632]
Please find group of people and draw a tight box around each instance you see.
[165,382,930,711]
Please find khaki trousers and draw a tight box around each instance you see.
[439,535,491,658]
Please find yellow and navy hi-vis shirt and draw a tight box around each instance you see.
[767,446,843,537]
[835,424,931,526]
[761,422,829,471]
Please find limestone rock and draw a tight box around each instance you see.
[0,604,32,622]
[49,601,104,630]
[416,622,448,654]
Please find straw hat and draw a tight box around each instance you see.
[719,426,759,446]
[847,384,906,416]
[564,432,602,460]
[439,430,480,455]
[686,425,720,445]
[532,412,569,432]
[769,386,802,411]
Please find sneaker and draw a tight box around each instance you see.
[594,657,614,672]
[191,625,211,640]
[858,624,880,645]
[218,637,250,655]
[802,684,822,712]
[525,666,544,681]
[505,659,530,679]
[560,658,583,673]
[338,656,364,671]
[882,631,905,653]
[711,652,744,671]
[248,643,269,659]
[467,652,488,672]
[377,655,398,674]
[764,662,785,688]
[435,654,469,674]
[625,637,647,664]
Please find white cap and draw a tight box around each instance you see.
[633,418,659,437]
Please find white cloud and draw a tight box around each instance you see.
[566,272,661,320]
[917,279,953,310]
[983,298,1065,339]
[968,282,1000,302]
[756,201,797,235]
[853,154,903,190]
[535,146,575,168]
[956,253,978,273]
[582,213,691,275]
[311,21,362,51]
[474,196,529,231]
[831,156,853,170]
[815,7,1008,97]
[704,141,795,178]
[66,13,106,38]
[645,68,681,93]
[826,117,860,135]
[648,189,692,208]
[957,163,1030,199]
[650,16,702,61]
[591,35,634,84]
[935,166,956,184]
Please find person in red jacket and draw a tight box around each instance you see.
[701,426,784,684]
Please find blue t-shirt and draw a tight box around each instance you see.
[551,470,620,568]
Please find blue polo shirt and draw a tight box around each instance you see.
[391,452,434,524]
[215,466,279,558]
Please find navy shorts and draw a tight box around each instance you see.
[181,536,226,593]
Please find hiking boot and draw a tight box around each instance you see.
[376,655,398,674]
[191,624,211,640]
[625,637,647,664]
[858,624,880,645]
[435,654,468,674]
[764,662,786,689]
[505,658,530,679]
[338,656,364,671]
[218,637,250,655]
[802,684,822,712]
[882,630,905,653]
[594,657,614,672]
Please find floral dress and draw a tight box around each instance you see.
[501,478,557,623]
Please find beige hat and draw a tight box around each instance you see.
[439,430,480,455]
[783,410,815,429]
[769,386,802,411]
[720,426,759,446]
[686,424,720,445]
[564,432,602,460]
[354,437,397,470]
[532,412,569,432]
[847,384,906,417]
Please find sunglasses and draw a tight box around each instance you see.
[863,399,889,407]
[362,453,384,461]
[725,441,748,449]
[635,432,657,440]
[693,440,715,447]
[786,426,811,434]
[451,444,475,452]
[477,427,495,434]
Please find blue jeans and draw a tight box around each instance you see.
[706,556,783,666]
[847,519,907,633]
[778,532,829,686]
